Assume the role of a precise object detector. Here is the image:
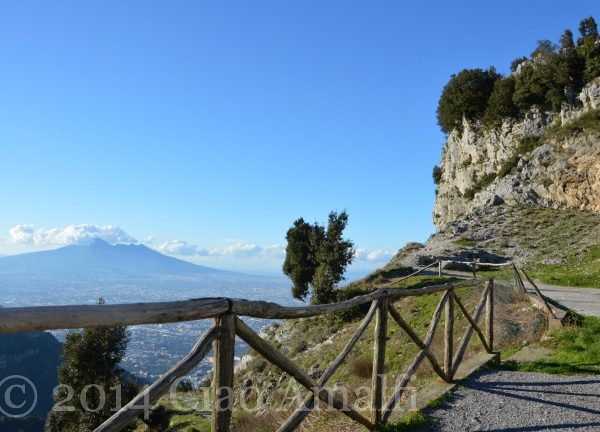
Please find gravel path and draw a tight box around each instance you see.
[424,370,600,431]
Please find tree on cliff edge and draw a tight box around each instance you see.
[436,67,499,134]
[45,298,138,432]
[283,211,355,304]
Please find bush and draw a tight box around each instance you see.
[177,378,194,392]
[436,16,598,132]
[348,356,373,378]
[437,68,500,134]
[432,165,442,185]
[483,77,519,127]
[142,405,170,430]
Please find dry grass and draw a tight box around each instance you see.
[347,356,373,379]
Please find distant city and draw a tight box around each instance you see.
[0,241,296,382]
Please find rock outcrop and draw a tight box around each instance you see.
[434,78,600,228]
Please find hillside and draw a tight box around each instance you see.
[424,18,600,285]
[0,331,62,432]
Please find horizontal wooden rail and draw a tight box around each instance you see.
[380,261,441,286]
[445,260,513,267]
[0,280,487,334]
[0,298,230,333]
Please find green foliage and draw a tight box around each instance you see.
[282,218,316,300]
[432,165,442,185]
[283,211,355,304]
[436,68,499,134]
[425,394,448,409]
[512,40,580,112]
[578,16,598,41]
[438,16,600,134]
[377,411,428,432]
[560,29,575,50]
[483,76,519,127]
[510,56,528,73]
[585,55,600,81]
[141,405,170,430]
[45,299,138,432]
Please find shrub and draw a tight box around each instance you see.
[511,56,528,73]
[483,77,519,127]
[437,68,500,134]
[177,378,194,392]
[348,356,373,378]
[142,405,170,430]
[460,155,472,169]
[432,165,442,185]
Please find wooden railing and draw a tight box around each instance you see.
[433,259,556,319]
[0,277,497,431]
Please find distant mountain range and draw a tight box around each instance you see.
[0,239,227,277]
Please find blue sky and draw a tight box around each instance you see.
[0,1,597,273]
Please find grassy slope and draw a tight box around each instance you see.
[504,314,600,375]
[141,270,543,432]
[226,269,545,432]
[449,205,600,287]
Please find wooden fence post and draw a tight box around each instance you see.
[212,313,235,432]
[486,280,494,352]
[371,297,388,425]
[444,289,454,378]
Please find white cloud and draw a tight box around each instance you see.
[151,239,285,259]
[8,224,136,246]
[154,238,391,265]
[202,242,284,259]
[354,247,394,263]
[155,240,199,256]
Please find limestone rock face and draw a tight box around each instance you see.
[434,78,600,229]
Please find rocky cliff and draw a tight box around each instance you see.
[434,78,600,228]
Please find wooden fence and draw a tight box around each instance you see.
[0,277,496,432]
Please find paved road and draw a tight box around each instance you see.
[424,370,600,431]
[531,282,600,318]
[435,269,600,318]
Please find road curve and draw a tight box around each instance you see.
[531,282,600,318]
